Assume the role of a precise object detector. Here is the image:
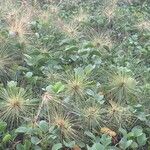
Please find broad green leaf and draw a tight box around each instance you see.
[119,138,133,149]
[131,126,143,137]
[25,72,33,78]
[39,120,49,133]
[100,134,112,146]
[0,121,7,132]
[84,131,96,140]
[87,143,105,150]
[137,133,147,146]
[63,140,75,148]
[119,128,127,137]
[84,64,95,74]
[65,46,78,52]
[130,142,138,149]
[31,136,41,145]
[86,89,95,96]
[52,82,65,93]
[15,127,28,133]
[52,143,62,150]
[2,134,12,143]
[7,81,17,87]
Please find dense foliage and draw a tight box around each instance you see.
[0,0,149,149]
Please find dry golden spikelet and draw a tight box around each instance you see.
[100,127,117,137]
[73,145,81,150]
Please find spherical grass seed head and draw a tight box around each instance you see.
[0,85,34,128]
[52,110,79,140]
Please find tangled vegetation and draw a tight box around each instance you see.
[0,0,149,149]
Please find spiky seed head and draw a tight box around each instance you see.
[0,87,33,128]
[84,106,100,119]
[111,74,137,90]
[106,100,135,127]
[53,112,78,139]
[81,103,103,129]
[68,79,83,95]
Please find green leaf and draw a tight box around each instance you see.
[52,82,65,93]
[34,145,42,150]
[2,134,12,143]
[39,120,49,133]
[119,138,133,149]
[85,131,96,140]
[25,72,33,78]
[24,140,32,150]
[63,140,75,148]
[100,134,112,146]
[15,127,28,133]
[119,128,127,137]
[52,143,62,150]
[0,121,7,132]
[87,143,105,150]
[86,89,95,96]
[137,133,147,146]
[7,81,17,87]
[31,136,41,145]
[130,142,138,149]
[65,45,78,52]
[84,64,95,74]
[16,144,24,150]
[131,126,143,137]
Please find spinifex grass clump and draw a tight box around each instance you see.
[106,100,136,129]
[0,0,149,149]
[0,44,17,83]
[51,107,79,141]
[79,100,105,130]
[0,82,35,128]
[64,67,93,100]
[55,19,80,39]
[86,29,113,50]
[107,68,138,103]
